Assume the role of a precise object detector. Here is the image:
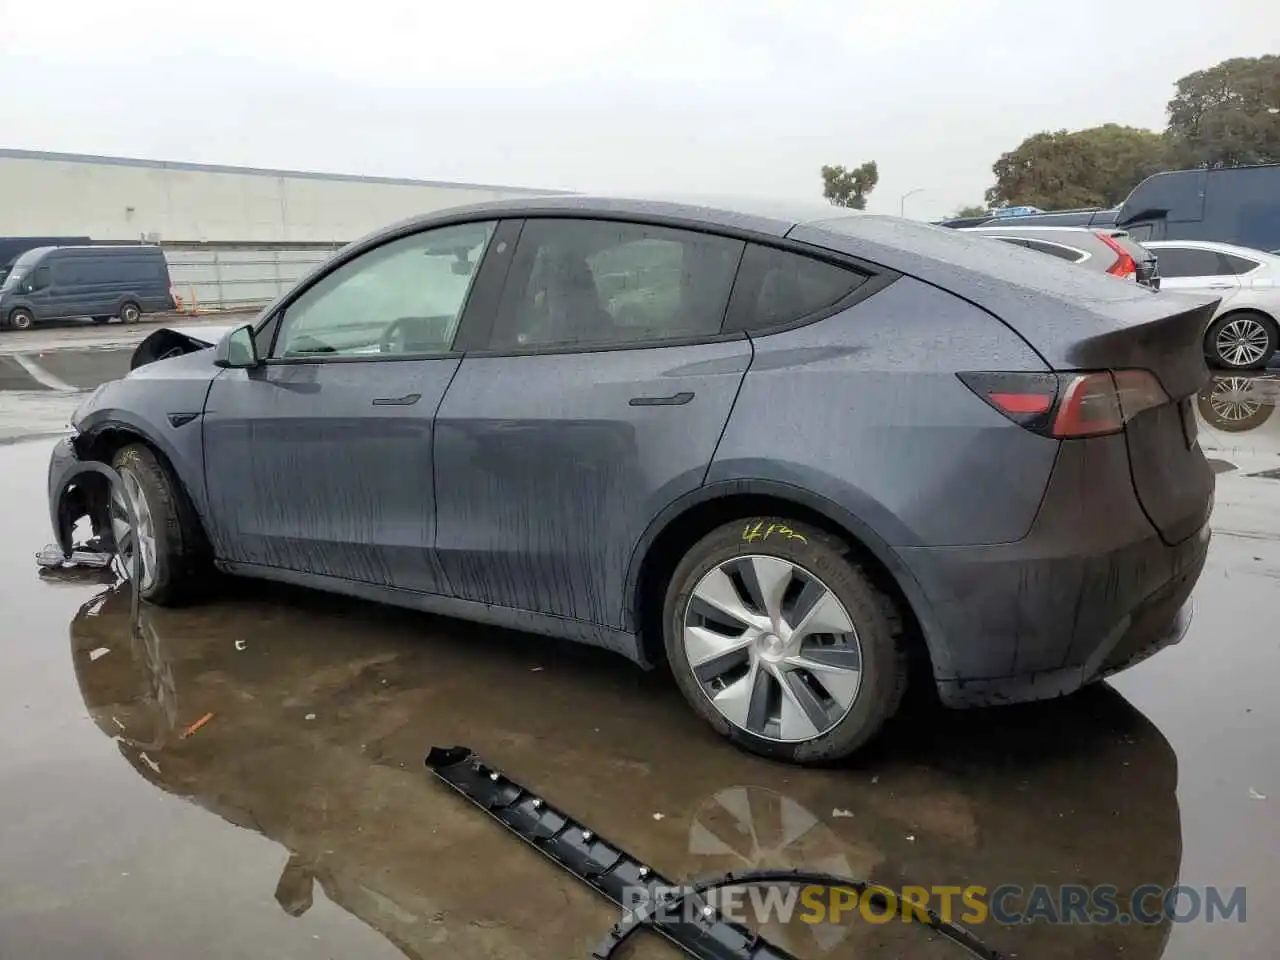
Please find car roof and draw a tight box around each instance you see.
[42,244,166,255]
[1142,239,1279,261]
[371,193,874,243]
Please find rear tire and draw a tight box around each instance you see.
[110,443,209,605]
[119,302,142,324]
[1205,311,1278,371]
[8,308,34,331]
[662,518,908,765]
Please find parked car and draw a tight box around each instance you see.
[1118,163,1280,252]
[1141,240,1280,370]
[940,207,1119,230]
[0,244,175,330]
[958,225,1160,288]
[46,197,1215,764]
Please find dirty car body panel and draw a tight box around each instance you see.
[48,197,1216,713]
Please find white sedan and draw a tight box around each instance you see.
[1144,240,1280,370]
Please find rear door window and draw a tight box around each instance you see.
[724,243,870,333]
[486,219,744,350]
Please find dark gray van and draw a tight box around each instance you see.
[0,245,175,330]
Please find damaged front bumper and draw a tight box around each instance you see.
[47,435,90,557]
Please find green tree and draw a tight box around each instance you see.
[1166,55,1280,168]
[821,162,879,210]
[953,204,989,218]
[984,124,1169,210]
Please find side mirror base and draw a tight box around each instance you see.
[213,324,263,369]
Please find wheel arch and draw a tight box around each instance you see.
[625,480,950,683]
[1205,306,1279,354]
[67,421,211,549]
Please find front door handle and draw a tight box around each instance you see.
[629,391,695,407]
[372,393,421,406]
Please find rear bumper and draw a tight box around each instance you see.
[898,434,1212,708]
[934,550,1202,708]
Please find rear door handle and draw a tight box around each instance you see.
[629,391,695,407]
[372,393,421,406]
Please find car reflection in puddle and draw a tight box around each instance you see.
[1197,373,1279,433]
[69,583,1182,960]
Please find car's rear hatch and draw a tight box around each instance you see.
[793,214,1217,544]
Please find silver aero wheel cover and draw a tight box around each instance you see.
[1216,317,1271,367]
[111,470,157,592]
[682,555,863,743]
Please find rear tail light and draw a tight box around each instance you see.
[1097,231,1138,279]
[958,370,1169,438]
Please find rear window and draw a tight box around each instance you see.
[725,244,869,333]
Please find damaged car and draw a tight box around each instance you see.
[47,196,1217,765]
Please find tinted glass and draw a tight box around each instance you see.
[1020,239,1085,262]
[489,219,743,350]
[273,221,495,359]
[727,243,868,333]
[993,236,1034,249]
[1220,253,1261,275]
[1151,247,1228,278]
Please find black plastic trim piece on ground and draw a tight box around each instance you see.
[426,745,799,960]
[425,746,1005,960]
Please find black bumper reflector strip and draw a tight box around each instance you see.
[425,746,1004,960]
[426,745,799,959]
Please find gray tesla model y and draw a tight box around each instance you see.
[47,196,1216,764]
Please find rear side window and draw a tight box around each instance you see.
[1152,247,1231,278]
[1020,239,1086,262]
[1220,253,1261,275]
[725,244,869,333]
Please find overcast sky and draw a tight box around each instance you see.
[1,0,1277,219]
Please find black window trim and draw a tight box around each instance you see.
[254,216,514,366]
[451,213,900,357]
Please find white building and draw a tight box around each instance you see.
[0,148,560,245]
[0,149,565,312]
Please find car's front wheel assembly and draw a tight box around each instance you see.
[663,518,908,764]
[110,443,209,605]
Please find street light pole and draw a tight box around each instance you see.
[899,188,925,217]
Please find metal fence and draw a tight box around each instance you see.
[163,244,345,314]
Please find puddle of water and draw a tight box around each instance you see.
[2,410,1279,959]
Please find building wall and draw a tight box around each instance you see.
[0,150,559,244]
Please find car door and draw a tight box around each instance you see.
[433,216,751,628]
[202,219,500,592]
[1150,246,1242,302]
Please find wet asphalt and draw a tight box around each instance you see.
[0,327,1278,959]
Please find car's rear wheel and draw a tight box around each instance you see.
[663,518,907,764]
[8,308,35,331]
[110,443,208,605]
[1206,311,1278,370]
[119,302,142,324]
